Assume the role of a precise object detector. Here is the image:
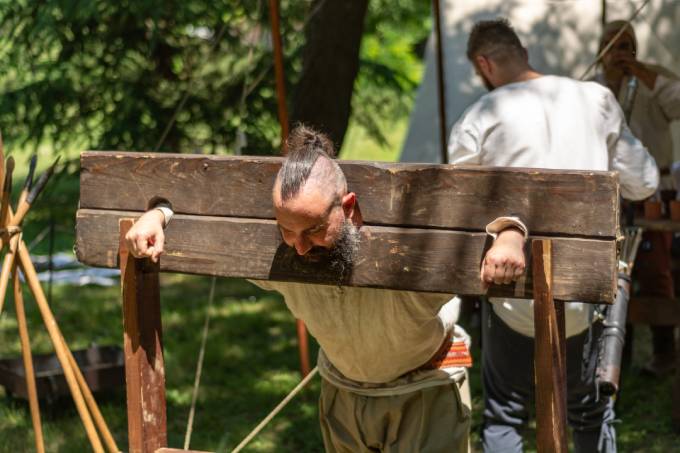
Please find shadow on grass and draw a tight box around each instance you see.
[0,274,323,452]
[2,276,680,452]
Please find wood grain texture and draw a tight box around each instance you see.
[120,220,167,453]
[76,209,617,303]
[79,152,619,237]
[532,240,568,453]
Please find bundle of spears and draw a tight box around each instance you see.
[596,226,644,396]
[0,134,119,453]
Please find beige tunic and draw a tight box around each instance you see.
[253,280,468,396]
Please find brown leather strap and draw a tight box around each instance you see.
[414,334,454,372]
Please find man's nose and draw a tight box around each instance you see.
[294,238,312,256]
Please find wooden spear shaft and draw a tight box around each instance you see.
[0,232,20,315]
[13,262,45,453]
[16,239,105,453]
[17,235,120,453]
[59,329,120,453]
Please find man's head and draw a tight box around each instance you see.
[599,20,637,75]
[273,125,361,259]
[466,18,529,90]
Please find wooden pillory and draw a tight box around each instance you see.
[75,151,620,453]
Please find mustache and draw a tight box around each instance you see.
[292,221,360,268]
[298,246,334,262]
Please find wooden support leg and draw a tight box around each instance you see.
[532,239,568,453]
[13,267,45,453]
[296,319,311,377]
[119,219,167,453]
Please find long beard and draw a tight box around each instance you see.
[295,219,360,285]
[329,219,360,277]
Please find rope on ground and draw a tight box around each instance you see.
[578,0,651,80]
[183,275,217,450]
[231,366,319,453]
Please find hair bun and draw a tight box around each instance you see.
[287,124,337,158]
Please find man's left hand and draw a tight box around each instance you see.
[481,227,526,288]
[617,55,658,90]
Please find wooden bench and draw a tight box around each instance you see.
[75,151,620,453]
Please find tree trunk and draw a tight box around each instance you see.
[290,0,369,151]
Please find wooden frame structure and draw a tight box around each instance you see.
[75,151,620,453]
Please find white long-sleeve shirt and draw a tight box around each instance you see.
[596,70,680,189]
[448,74,659,338]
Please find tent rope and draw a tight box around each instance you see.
[183,276,217,449]
[231,367,319,453]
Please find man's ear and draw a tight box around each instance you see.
[342,192,363,226]
[475,55,491,76]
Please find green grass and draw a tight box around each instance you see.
[0,275,324,452]
[339,118,406,162]
[1,272,679,452]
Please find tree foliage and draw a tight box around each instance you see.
[0,0,308,153]
[0,0,429,154]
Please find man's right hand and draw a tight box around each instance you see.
[124,209,166,262]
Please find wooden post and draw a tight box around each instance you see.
[268,0,289,152]
[432,0,448,164]
[532,239,568,453]
[267,1,311,376]
[13,267,45,453]
[119,219,167,453]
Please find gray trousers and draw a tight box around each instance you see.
[481,301,616,453]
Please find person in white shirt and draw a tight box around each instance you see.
[125,125,529,452]
[594,20,680,377]
[448,18,659,453]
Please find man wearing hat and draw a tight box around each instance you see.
[596,20,680,376]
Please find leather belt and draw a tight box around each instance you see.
[413,333,454,372]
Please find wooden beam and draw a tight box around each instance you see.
[628,297,680,325]
[76,209,617,303]
[119,220,167,453]
[532,239,568,453]
[80,152,619,238]
[634,218,680,232]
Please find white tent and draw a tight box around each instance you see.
[400,0,680,163]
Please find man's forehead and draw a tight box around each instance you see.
[274,186,335,216]
[604,29,634,45]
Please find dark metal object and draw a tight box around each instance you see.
[596,272,631,396]
[432,0,448,164]
[0,345,124,403]
[24,154,38,191]
[2,156,13,194]
[47,212,54,305]
[621,76,638,124]
[27,156,60,205]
